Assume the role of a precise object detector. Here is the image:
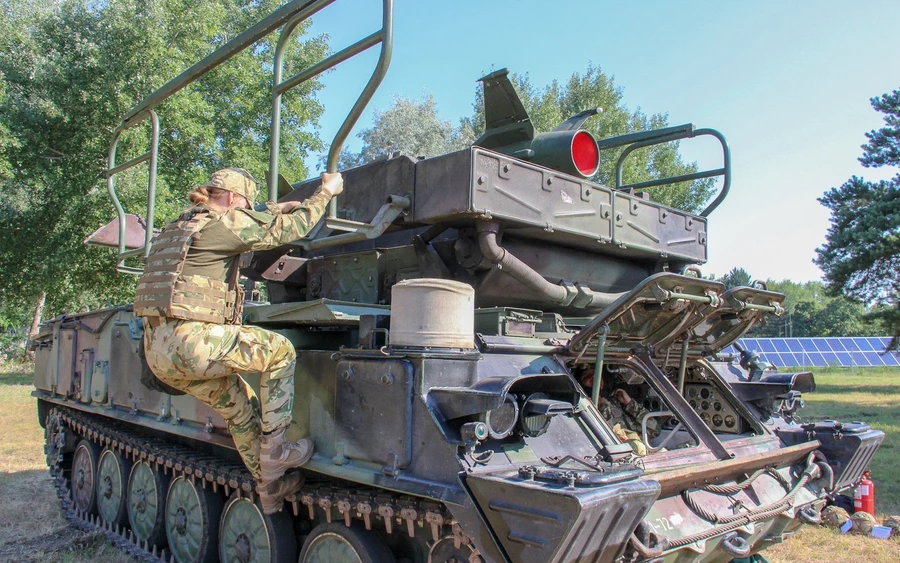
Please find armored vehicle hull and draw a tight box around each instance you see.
[33,1,883,561]
[33,150,886,563]
[33,281,884,562]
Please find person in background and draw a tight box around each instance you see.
[578,369,659,455]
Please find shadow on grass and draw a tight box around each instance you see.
[813,384,900,396]
[801,397,897,424]
[0,373,33,386]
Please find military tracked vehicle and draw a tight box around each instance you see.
[32,1,884,562]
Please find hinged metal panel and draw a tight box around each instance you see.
[470,149,614,241]
[56,328,77,398]
[334,358,414,470]
[567,272,725,355]
[612,192,707,262]
[687,286,786,354]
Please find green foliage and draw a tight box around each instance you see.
[341,65,715,213]
[460,65,716,212]
[815,89,900,350]
[0,75,14,181]
[721,267,752,290]
[859,90,900,168]
[0,0,328,322]
[338,94,468,169]
[747,279,884,338]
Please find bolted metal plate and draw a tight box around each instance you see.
[465,468,659,563]
[334,359,414,470]
[306,251,380,303]
[612,191,706,262]
[470,150,614,242]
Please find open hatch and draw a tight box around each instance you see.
[564,272,791,463]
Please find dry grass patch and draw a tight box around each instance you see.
[0,372,133,563]
[765,525,900,562]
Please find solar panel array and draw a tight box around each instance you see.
[719,337,899,368]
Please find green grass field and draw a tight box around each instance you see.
[792,367,899,514]
[0,365,897,562]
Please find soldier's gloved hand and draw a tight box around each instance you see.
[611,389,632,406]
[320,172,343,197]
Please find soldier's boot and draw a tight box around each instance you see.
[259,472,304,515]
[258,426,314,483]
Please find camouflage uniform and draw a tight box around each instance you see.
[597,397,659,456]
[138,168,330,478]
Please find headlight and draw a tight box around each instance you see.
[484,395,519,439]
[519,392,574,438]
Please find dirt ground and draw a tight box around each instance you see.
[0,371,133,563]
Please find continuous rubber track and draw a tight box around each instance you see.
[47,406,257,562]
[44,404,470,563]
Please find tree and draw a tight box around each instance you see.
[341,65,715,213]
[336,94,468,169]
[815,89,900,350]
[460,66,716,213]
[0,74,14,182]
[721,267,752,290]
[747,279,884,338]
[0,0,328,323]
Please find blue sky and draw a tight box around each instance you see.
[302,0,900,282]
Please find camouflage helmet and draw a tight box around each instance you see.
[206,167,258,208]
[850,511,877,535]
[821,505,850,528]
[884,515,900,532]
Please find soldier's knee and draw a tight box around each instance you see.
[271,334,296,365]
[146,355,189,389]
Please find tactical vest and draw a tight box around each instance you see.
[134,210,243,324]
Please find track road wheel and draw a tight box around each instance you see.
[97,447,132,528]
[44,413,71,474]
[165,475,223,563]
[127,460,170,550]
[218,494,296,563]
[299,522,395,563]
[71,439,101,515]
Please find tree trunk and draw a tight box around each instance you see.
[23,292,46,362]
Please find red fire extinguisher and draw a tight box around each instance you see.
[854,470,875,516]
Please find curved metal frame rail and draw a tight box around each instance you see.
[596,123,731,217]
[106,110,160,274]
[104,0,394,274]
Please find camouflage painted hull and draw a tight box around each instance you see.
[32,303,882,562]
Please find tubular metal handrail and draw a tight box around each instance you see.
[106,110,160,274]
[105,0,394,273]
[122,0,329,125]
[269,0,394,217]
[597,124,731,217]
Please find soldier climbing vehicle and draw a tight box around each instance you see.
[31,1,884,562]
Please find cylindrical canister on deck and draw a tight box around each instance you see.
[389,279,475,349]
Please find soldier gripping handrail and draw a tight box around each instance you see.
[39,1,884,562]
[102,0,395,273]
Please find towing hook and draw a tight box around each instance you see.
[720,532,751,557]
[628,522,668,559]
[798,505,823,525]
[815,461,835,491]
